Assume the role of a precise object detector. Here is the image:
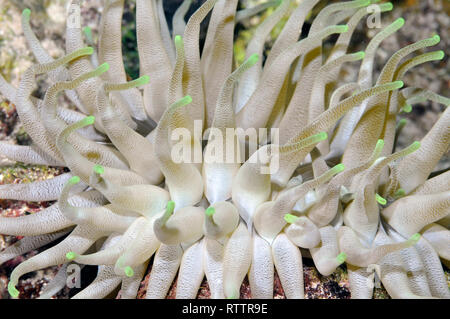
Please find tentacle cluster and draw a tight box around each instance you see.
[0,0,448,299]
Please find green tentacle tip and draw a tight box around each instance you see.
[83,26,92,40]
[97,62,109,73]
[393,80,404,89]
[376,139,385,149]
[8,282,19,298]
[124,266,134,277]
[84,115,95,125]
[398,119,407,126]
[166,201,175,214]
[69,176,81,185]
[336,252,347,264]
[247,54,259,66]
[395,17,405,27]
[409,233,421,243]
[22,8,31,18]
[401,104,412,113]
[136,75,150,86]
[81,47,94,55]
[394,188,405,198]
[205,206,215,217]
[96,63,110,74]
[315,131,328,141]
[355,51,365,60]
[431,34,440,43]
[174,35,183,46]
[180,95,192,105]
[410,141,421,151]
[337,25,349,33]
[375,193,387,205]
[284,214,299,224]
[66,251,77,261]
[332,163,345,174]
[435,50,445,60]
[383,2,393,11]
[93,164,104,175]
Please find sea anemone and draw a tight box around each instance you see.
[0,0,448,299]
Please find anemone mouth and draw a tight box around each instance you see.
[0,0,448,300]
